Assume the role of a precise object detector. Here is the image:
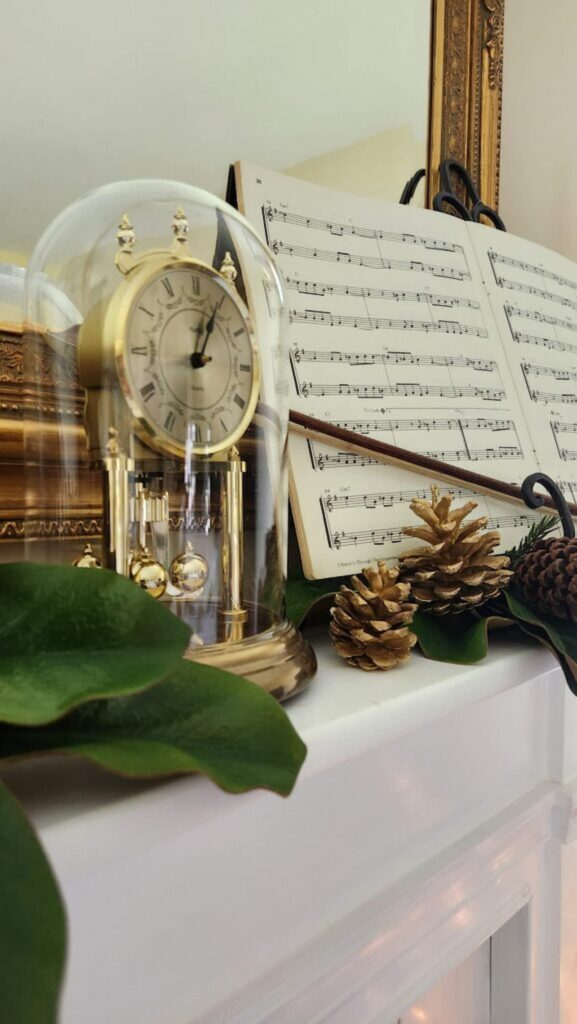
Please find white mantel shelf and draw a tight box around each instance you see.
[3,632,577,1024]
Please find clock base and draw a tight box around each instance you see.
[186,617,317,701]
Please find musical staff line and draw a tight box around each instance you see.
[311,445,523,471]
[505,304,577,335]
[552,420,577,434]
[265,205,465,254]
[489,249,577,292]
[496,275,577,312]
[560,480,577,502]
[526,389,577,406]
[522,361,577,383]
[511,330,577,357]
[289,309,488,337]
[297,381,506,401]
[292,347,497,372]
[323,486,472,512]
[551,420,577,460]
[272,240,471,281]
[283,276,481,310]
[328,513,534,550]
[332,416,515,434]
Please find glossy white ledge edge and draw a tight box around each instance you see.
[0,631,561,882]
[2,638,557,839]
[289,630,560,779]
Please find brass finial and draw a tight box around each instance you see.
[115,214,136,274]
[73,543,103,569]
[171,207,191,255]
[106,425,122,457]
[220,251,238,291]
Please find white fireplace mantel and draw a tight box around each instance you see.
[4,630,577,1024]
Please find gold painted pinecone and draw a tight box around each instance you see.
[514,536,577,622]
[399,487,512,615]
[329,562,417,671]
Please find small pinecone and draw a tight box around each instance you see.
[514,536,577,621]
[329,562,417,671]
[399,486,512,615]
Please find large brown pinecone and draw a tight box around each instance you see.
[514,536,577,621]
[399,486,512,614]
[329,562,417,671]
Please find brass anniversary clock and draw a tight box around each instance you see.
[24,180,316,698]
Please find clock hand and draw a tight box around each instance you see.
[199,301,220,356]
[190,300,222,368]
[190,312,214,369]
[191,319,204,354]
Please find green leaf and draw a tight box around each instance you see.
[0,660,307,796]
[504,591,577,661]
[0,781,66,1023]
[411,608,513,665]
[286,574,343,627]
[504,590,577,693]
[0,563,190,726]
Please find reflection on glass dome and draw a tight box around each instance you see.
[23,179,315,698]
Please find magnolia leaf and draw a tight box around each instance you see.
[511,617,577,694]
[286,574,343,627]
[411,608,514,665]
[0,781,66,1023]
[0,659,307,796]
[504,590,577,694]
[0,563,190,726]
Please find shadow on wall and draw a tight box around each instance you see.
[285,124,426,206]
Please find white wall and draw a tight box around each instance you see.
[500,0,577,259]
[0,0,429,261]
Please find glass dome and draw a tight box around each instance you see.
[23,179,316,697]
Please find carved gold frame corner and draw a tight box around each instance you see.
[427,0,505,211]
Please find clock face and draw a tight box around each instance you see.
[119,261,258,455]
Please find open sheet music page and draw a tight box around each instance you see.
[236,163,539,579]
[469,223,577,507]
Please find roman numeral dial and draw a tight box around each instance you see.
[122,260,259,457]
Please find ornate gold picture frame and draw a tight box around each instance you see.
[428,0,504,210]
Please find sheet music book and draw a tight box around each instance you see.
[235,162,577,579]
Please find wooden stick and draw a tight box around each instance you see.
[289,409,577,518]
